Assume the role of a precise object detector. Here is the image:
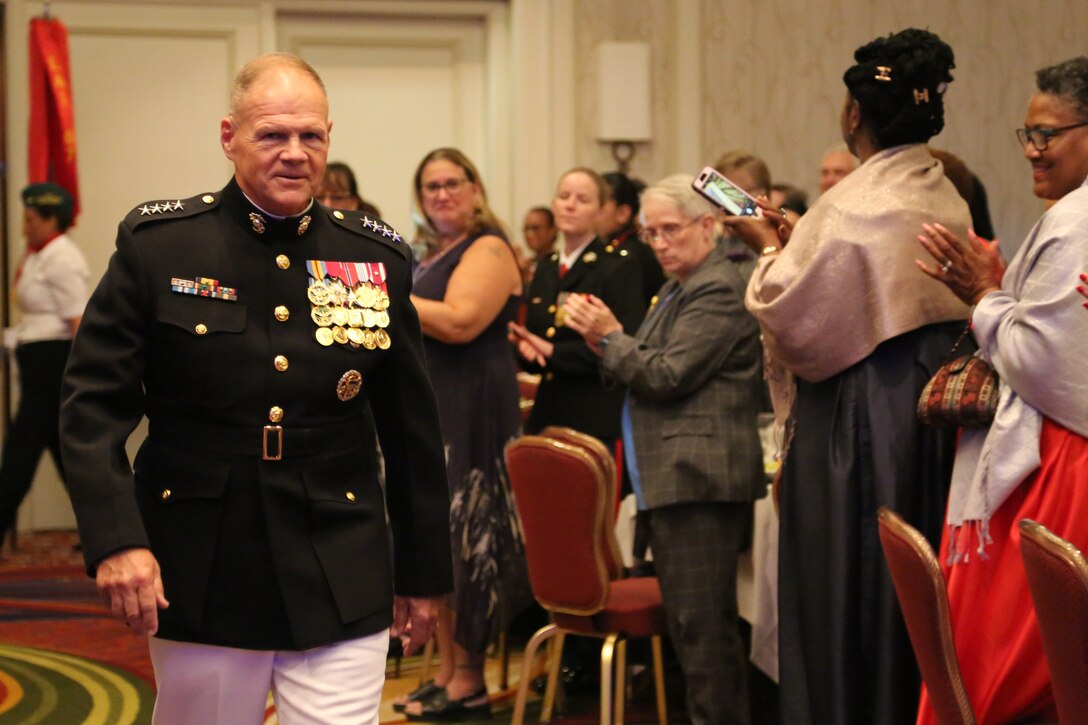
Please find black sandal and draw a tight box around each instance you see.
[391,679,444,713]
[404,686,491,721]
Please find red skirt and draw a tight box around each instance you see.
[917,418,1088,725]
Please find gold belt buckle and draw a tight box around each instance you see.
[262,425,283,461]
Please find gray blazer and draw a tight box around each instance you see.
[602,243,765,509]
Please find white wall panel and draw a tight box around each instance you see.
[279,13,489,239]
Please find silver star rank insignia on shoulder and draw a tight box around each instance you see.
[140,200,184,215]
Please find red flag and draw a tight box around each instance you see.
[28,17,80,222]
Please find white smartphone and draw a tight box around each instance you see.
[692,166,761,217]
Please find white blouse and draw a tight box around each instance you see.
[15,233,90,344]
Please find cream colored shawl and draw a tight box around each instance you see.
[746,144,970,384]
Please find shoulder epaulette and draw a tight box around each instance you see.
[326,208,411,260]
[126,193,219,229]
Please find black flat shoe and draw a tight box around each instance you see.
[391,680,444,713]
[404,686,491,721]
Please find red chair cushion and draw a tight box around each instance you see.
[553,577,667,638]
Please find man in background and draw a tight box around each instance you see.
[818,143,857,193]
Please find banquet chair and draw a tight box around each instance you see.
[536,426,627,714]
[539,425,624,576]
[1018,518,1088,723]
[877,507,976,725]
[506,435,668,725]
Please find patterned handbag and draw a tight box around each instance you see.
[917,327,1000,428]
[913,352,996,426]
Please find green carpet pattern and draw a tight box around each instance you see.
[0,644,154,724]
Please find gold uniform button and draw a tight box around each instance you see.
[545,372,554,381]
[620,249,629,257]
[274,355,289,372]
[605,244,615,253]
[276,254,290,270]
[202,194,214,204]
[547,305,557,314]
[161,489,172,501]
[269,406,284,423]
[194,323,208,335]
[346,491,356,502]
[274,306,290,322]
[545,327,556,339]
[333,210,345,220]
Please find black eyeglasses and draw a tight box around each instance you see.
[421,178,470,197]
[1015,120,1088,151]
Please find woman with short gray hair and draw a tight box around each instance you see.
[565,173,765,724]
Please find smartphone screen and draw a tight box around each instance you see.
[694,168,760,216]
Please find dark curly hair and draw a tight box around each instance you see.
[1036,57,1088,118]
[842,28,955,148]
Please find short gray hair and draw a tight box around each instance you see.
[640,174,716,222]
[1036,57,1088,117]
[230,53,326,115]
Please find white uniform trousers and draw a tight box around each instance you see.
[148,629,389,725]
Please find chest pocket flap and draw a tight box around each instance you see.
[157,292,246,335]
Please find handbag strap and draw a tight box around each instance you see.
[942,322,973,365]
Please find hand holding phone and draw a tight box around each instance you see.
[692,166,762,217]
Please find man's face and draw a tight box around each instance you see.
[819,150,856,193]
[221,67,331,216]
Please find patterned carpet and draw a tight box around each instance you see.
[0,532,678,724]
[0,531,155,723]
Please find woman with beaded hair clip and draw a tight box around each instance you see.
[724,29,971,724]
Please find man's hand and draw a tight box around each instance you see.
[96,548,169,637]
[391,595,443,656]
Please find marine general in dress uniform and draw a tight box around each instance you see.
[59,53,452,724]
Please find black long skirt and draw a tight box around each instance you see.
[777,321,965,725]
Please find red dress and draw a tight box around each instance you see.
[917,418,1088,724]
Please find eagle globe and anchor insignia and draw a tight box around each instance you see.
[337,370,363,401]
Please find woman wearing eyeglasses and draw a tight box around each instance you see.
[726,29,971,724]
[912,56,1088,725]
[564,174,765,725]
[399,148,530,721]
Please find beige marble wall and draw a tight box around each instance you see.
[572,0,1088,250]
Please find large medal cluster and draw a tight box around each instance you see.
[306,267,392,350]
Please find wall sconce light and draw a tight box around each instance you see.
[596,42,652,174]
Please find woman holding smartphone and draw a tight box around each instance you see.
[726,29,971,724]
